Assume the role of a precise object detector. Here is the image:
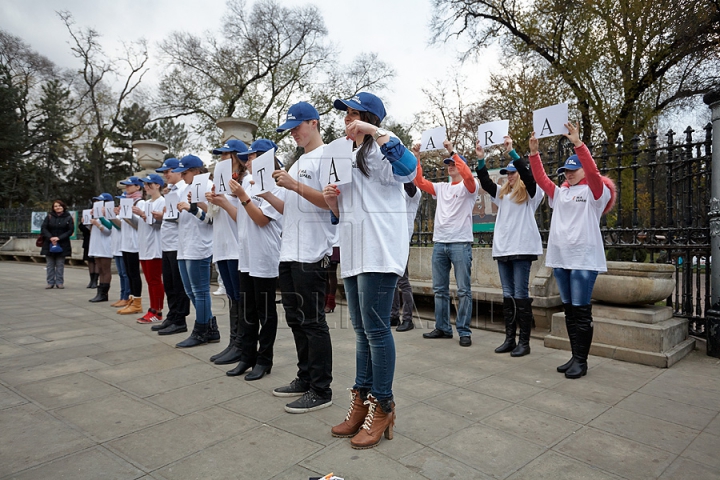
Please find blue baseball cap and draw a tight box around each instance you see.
[172,155,205,173]
[443,154,469,165]
[141,173,165,187]
[499,164,518,175]
[115,192,127,199]
[557,154,582,174]
[212,139,249,156]
[246,139,278,155]
[119,176,144,187]
[93,193,113,201]
[333,92,387,122]
[276,102,319,132]
[156,158,180,172]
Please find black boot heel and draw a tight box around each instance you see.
[244,364,272,381]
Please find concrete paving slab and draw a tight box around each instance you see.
[116,362,224,398]
[54,392,177,443]
[465,375,545,403]
[552,377,634,406]
[555,428,676,479]
[399,446,493,479]
[423,386,512,421]
[107,406,258,471]
[507,451,623,480]
[0,356,107,386]
[521,388,609,424]
[615,392,718,431]
[0,403,95,477]
[482,404,582,447]
[0,383,28,409]
[430,423,545,478]
[680,431,720,470]
[659,456,720,480]
[16,371,120,409]
[589,407,699,454]
[145,376,256,415]
[7,446,144,480]
[394,401,475,445]
[156,425,321,480]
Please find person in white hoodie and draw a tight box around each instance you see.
[475,135,544,357]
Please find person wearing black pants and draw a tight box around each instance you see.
[153,158,190,335]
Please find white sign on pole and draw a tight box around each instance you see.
[213,159,232,195]
[533,103,569,139]
[190,173,210,203]
[477,120,510,147]
[319,138,354,186]
[250,149,276,195]
[104,201,116,220]
[82,209,92,225]
[419,126,447,152]
[119,198,134,219]
[164,192,179,219]
[92,201,104,219]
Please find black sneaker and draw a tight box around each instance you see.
[459,336,472,347]
[423,328,453,339]
[284,390,332,414]
[272,378,309,397]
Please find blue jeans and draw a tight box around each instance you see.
[46,255,65,285]
[553,268,599,306]
[114,255,130,300]
[432,242,473,337]
[497,259,532,299]
[216,259,240,301]
[345,272,398,402]
[178,257,213,325]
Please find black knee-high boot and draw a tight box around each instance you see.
[557,303,577,372]
[495,297,517,353]
[565,304,593,379]
[511,298,533,357]
[214,298,244,364]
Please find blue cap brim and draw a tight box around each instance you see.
[557,166,582,174]
[276,120,302,132]
[171,167,190,173]
[156,166,171,172]
[333,98,364,112]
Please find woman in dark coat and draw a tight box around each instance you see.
[41,200,75,289]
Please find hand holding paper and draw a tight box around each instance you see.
[250,149,276,195]
[319,138,353,186]
[533,103,569,139]
[476,120,509,147]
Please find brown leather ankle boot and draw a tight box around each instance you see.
[331,389,369,438]
[117,296,143,315]
[350,395,395,449]
[111,298,129,307]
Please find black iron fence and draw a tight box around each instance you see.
[414,125,713,337]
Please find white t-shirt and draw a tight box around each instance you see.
[237,175,286,278]
[138,196,164,260]
[490,189,544,258]
[120,199,143,253]
[211,194,239,263]
[88,222,112,258]
[161,180,185,253]
[337,141,410,278]
[545,183,611,272]
[177,181,213,260]
[431,180,479,243]
[111,225,122,257]
[404,188,421,240]
[279,146,338,264]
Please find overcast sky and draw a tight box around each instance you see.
[0,0,494,130]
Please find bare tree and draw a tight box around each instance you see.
[156,0,394,145]
[59,11,150,191]
[431,0,720,142]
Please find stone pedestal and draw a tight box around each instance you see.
[544,304,696,368]
[215,117,258,145]
[592,261,675,305]
[132,140,168,177]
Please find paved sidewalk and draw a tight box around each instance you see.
[1,262,719,480]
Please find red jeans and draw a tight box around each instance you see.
[140,258,165,311]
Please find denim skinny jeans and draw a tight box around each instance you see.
[553,268,599,306]
[497,259,532,299]
[432,242,473,337]
[344,272,398,403]
[114,255,130,300]
[178,257,213,325]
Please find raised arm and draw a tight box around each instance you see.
[474,142,497,198]
[411,143,436,196]
[563,122,603,200]
[444,140,476,194]
[528,132,557,200]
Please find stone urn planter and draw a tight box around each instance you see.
[132,140,168,176]
[592,261,675,305]
[215,117,258,144]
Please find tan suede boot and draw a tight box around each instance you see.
[350,395,395,449]
[111,299,130,308]
[331,389,369,438]
[117,296,143,315]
